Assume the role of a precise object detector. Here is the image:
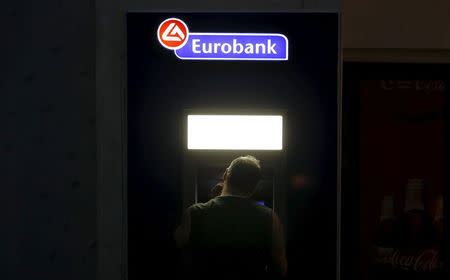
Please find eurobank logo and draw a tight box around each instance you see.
[157,18,289,61]
[157,18,189,50]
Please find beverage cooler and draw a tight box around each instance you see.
[127,12,339,279]
[343,64,449,280]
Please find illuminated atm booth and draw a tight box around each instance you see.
[182,112,286,221]
[127,12,338,280]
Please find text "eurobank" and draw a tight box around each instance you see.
[175,33,288,61]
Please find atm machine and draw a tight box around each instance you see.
[127,12,339,280]
[181,110,287,223]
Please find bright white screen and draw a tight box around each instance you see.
[187,115,283,150]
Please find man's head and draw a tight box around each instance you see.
[224,155,262,195]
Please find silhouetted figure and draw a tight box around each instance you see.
[175,155,287,279]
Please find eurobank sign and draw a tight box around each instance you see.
[157,18,289,61]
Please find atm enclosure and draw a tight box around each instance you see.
[127,12,339,280]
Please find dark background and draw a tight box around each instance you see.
[127,12,338,279]
[3,1,447,280]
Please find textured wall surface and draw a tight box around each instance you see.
[1,1,96,280]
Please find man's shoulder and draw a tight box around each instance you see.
[188,199,216,212]
[249,202,274,219]
[188,197,273,216]
[254,203,273,214]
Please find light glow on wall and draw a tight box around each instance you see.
[187,115,283,150]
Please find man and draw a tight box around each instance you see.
[175,155,287,279]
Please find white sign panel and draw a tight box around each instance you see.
[187,115,283,150]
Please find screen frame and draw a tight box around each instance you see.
[182,108,288,153]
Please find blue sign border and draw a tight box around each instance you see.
[174,32,289,61]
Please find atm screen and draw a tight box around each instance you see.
[252,174,274,208]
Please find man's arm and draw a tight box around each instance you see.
[174,207,191,248]
[272,211,288,277]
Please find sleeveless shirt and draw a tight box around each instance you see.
[187,195,273,279]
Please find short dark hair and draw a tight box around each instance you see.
[227,155,262,194]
